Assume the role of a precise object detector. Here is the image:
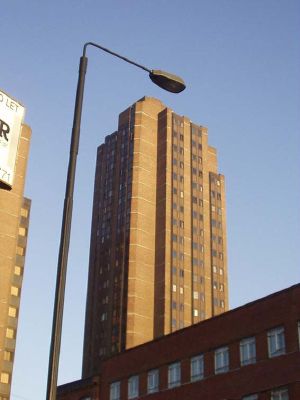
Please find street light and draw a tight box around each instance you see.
[46,42,185,400]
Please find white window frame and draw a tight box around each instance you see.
[147,369,159,394]
[109,381,120,400]
[268,326,286,358]
[271,387,289,400]
[168,362,181,388]
[240,337,256,366]
[128,375,139,399]
[190,354,204,382]
[214,346,229,374]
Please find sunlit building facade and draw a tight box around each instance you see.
[82,97,228,377]
[60,284,300,400]
[0,121,31,399]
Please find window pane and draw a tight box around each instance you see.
[0,372,10,384]
[168,362,181,388]
[190,354,204,381]
[271,388,289,400]
[128,375,139,399]
[268,327,286,357]
[147,369,159,393]
[110,381,120,400]
[214,346,229,374]
[240,337,256,366]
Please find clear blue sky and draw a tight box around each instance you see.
[2,1,300,399]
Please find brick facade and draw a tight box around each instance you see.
[58,284,300,400]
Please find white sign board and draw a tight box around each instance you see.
[0,89,25,188]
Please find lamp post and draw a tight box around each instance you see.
[46,42,185,400]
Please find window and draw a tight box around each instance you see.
[101,312,107,321]
[190,354,204,381]
[6,328,15,339]
[271,388,289,400]
[16,246,24,256]
[242,395,258,400]
[14,266,22,275]
[110,381,120,400]
[8,307,17,318]
[11,286,19,296]
[21,208,29,218]
[18,227,26,236]
[215,346,229,374]
[3,351,13,361]
[193,309,199,317]
[240,337,256,366]
[268,326,286,357]
[0,372,10,384]
[128,375,139,399]
[147,369,159,394]
[168,362,181,388]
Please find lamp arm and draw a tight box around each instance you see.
[83,42,152,73]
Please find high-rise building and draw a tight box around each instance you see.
[0,90,31,400]
[83,97,228,377]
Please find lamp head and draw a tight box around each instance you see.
[149,70,186,93]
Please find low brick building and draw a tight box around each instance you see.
[57,284,300,400]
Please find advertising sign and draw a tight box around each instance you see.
[0,89,25,189]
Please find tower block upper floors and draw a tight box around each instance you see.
[82,97,228,377]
